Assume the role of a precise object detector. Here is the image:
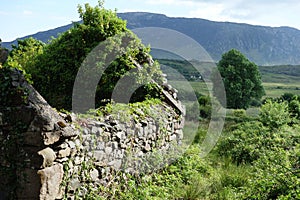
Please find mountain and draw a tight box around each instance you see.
[3,12,300,65]
[2,23,73,49]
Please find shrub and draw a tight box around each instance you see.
[198,95,212,119]
[217,119,300,165]
[217,121,267,164]
[29,2,162,110]
[259,99,291,129]
[232,109,246,118]
[241,148,300,200]
[288,97,300,120]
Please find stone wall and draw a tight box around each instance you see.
[0,68,184,199]
[0,48,8,65]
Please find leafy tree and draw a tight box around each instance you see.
[30,2,162,110]
[213,49,265,109]
[5,37,44,81]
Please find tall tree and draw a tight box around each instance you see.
[213,49,265,109]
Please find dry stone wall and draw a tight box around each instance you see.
[0,68,184,200]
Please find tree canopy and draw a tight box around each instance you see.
[23,2,162,111]
[5,37,44,81]
[213,49,265,109]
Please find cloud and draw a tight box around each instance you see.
[23,10,33,15]
[146,0,200,7]
[188,3,226,20]
[166,0,300,29]
[121,8,141,13]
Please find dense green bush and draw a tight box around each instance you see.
[241,146,300,199]
[4,37,45,83]
[27,2,162,110]
[218,99,300,165]
[280,92,297,102]
[288,97,300,120]
[216,97,300,199]
[217,121,267,164]
[259,99,291,129]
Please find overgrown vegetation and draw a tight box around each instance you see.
[87,93,300,199]
[2,1,300,199]
[4,1,163,110]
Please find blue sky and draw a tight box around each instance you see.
[1,0,300,42]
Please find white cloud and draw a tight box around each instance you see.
[146,0,200,7]
[120,8,141,13]
[163,0,300,29]
[23,10,33,15]
[188,3,226,20]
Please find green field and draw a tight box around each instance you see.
[169,80,300,101]
[262,82,300,98]
[165,62,300,99]
[260,66,300,97]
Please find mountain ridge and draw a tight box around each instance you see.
[3,12,300,65]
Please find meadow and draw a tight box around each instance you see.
[165,62,300,100]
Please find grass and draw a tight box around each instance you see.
[165,61,300,99]
[89,63,300,199]
[262,82,300,98]
[169,77,300,100]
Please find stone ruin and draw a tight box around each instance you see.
[0,68,185,199]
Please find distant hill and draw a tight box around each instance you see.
[2,23,73,49]
[3,12,300,65]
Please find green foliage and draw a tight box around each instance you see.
[213,49,265,109]
[216,98,300,199]
[198,95,212,119]
[259,99,291,129]
[289,98,300,119]
[29,2,162,110]
[89,98,165,123]
[218,117,300,164]
[281,92,297,102]
[5,37,44,83]
[241,146,300,200]
[95,144,244,200]
[263,93,300,122]
[232,109,246,118]
[217,121,266,164]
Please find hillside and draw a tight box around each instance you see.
[3,12,300,65]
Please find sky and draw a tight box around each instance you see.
[1,0,300,42]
